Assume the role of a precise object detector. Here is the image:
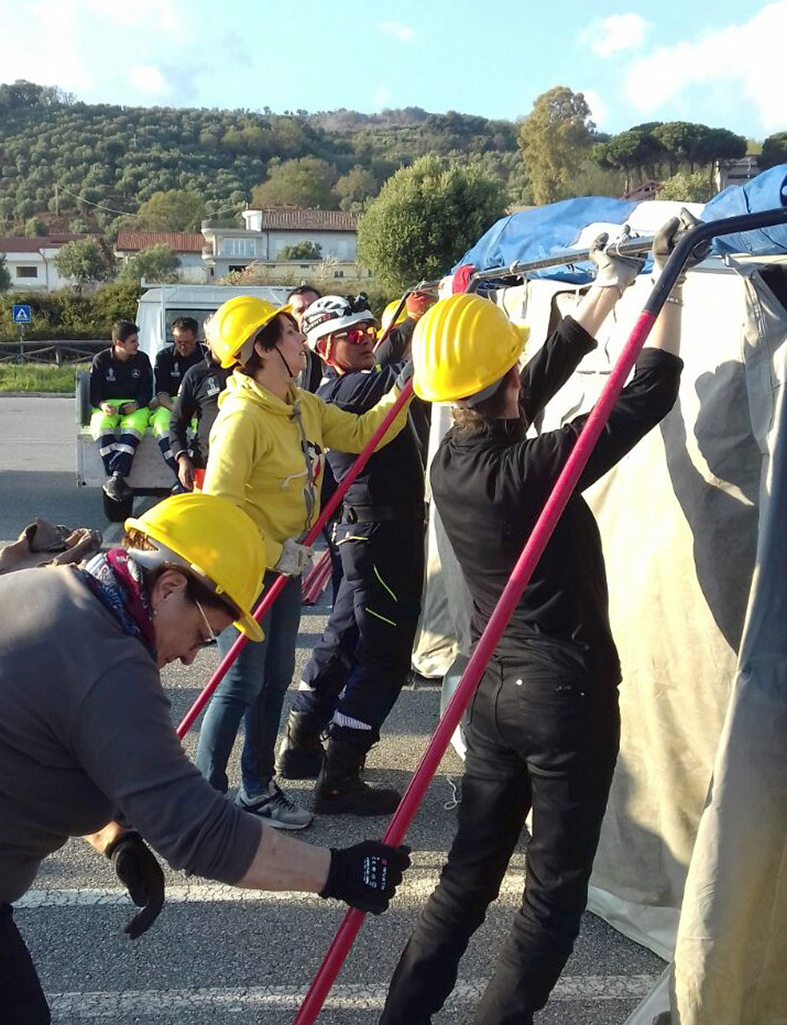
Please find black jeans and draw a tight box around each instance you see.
[295,518,424,731]
[0,903,51,1025]
[380,653,620,1025]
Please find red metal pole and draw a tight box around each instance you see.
[301,549,331,604]
[293,207,787,1023]
[292,308,659,1023]
[176,379,414,739]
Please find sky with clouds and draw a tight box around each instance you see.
[0,0,783,139]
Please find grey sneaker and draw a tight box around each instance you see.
[235,782,313,831]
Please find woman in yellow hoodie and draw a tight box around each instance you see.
[196,295,412,830]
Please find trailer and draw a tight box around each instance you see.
[76,283,290,521]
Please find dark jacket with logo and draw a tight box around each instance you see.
[169,355,230,468]
[318,320,425,517]
[154,343,206,399]
[89,348,153,408]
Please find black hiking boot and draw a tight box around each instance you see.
[276,710,326,780]
[311,727,401,816]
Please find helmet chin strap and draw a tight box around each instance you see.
[273,344,296,380]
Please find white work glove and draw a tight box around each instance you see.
[589,226,645,291]
[652,208,708,285]
[274,538,314,577]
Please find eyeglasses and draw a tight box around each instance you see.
[194,598,218,647]
[333,324,377,346]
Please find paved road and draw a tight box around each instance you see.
[1,396,664,1024]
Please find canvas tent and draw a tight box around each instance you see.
[411,171,787,1024]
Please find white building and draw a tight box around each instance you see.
[114,231,206,283]
[0,234,85,291]
[201,207,364,280]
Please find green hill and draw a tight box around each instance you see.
[0,81,521,234]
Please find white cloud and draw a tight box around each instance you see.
[379,21,415,43]
[624,1,787,133]
[581,13,649,58]
[581,89,609,130]
[129,65,171,97]
[0,0,189,99]
[374,85,393,109]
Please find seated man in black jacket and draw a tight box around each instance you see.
[276,292,432,816]
[151,317,206,485]
[168,316,229,492]
[88,320,153,501]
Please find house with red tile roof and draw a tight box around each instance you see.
[0,234,87,291]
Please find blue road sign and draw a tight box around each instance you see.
[12,304,32,324]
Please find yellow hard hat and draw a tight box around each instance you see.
[381,300,407,334]
[211,296,292,370]
[125,493,265,641]
[412,293,530,403]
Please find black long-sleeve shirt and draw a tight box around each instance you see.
[89,348,153,408]
[154,343,207,398]
[431,315,683,680]
[169,355,230,468]
[317,321,425,515]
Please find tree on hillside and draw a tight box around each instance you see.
[518,87,596,205]
[760,132,787,170]
[251,157,339,209]
[136,189,206,231]
[24,217,48,237]
[279,241,322,261]
[0,255,11,293]
[593,126,665,191]
[357,155,507,292]
[335,166,379,212]
[54,238,115,292]
[119,245,181,284]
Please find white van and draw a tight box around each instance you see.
[76,284,290,519]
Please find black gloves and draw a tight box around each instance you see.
[652,208,709,285]
[320,841,411,914]
[105,831,165,940]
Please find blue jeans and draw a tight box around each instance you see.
[380,652,620,1025]
[194,572,302,799]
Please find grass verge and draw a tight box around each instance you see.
[0,363,90,394]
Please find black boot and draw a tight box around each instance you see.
[276,710,326,779]
[311,727,401,816]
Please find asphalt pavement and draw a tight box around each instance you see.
[1,395,665,1024]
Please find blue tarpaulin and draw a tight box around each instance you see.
[454,165,787,283]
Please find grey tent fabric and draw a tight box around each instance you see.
[412,265,787,996]
[666,266,787,1024]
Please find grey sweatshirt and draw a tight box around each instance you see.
[0,566,262,903]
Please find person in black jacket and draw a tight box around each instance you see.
[168,318,230,491]
[151,317,206,484]
[88,320,153,501]
[379,217,697,1025]
[276,292,432,816]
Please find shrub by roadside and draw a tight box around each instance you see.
[0,282,142,342]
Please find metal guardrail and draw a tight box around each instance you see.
[0,339,106,365]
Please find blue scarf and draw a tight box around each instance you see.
[77,549,157,660]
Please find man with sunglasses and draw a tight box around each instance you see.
[277,292,432,815]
